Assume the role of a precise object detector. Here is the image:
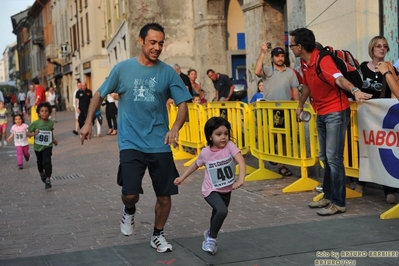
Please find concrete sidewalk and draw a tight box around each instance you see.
[0,111,397,265]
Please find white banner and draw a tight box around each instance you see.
[357,99,399,188]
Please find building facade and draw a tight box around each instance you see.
[11,0,399,108]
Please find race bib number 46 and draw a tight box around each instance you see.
[35,130,52,145]
[206,156,236,188]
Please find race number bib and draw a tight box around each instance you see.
[15,133,24,140]
[206,156,236,188]
[35,130,52,145]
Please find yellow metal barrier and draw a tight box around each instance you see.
[247,101,320,190]
[168,104,195,161]
[181,103,208,166]
[28,106,38,145]
[168,100,398,219]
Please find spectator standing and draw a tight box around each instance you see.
[254,45,300,176]
[26,85,36,117]
[173,64,193,97]
[188,68,202,95]
[80,23,191,253]
[33,78,46,106]
[75,82,92,129]
[72,81,81,135]
[357,36,398,204]
[0,101,9,147]
[290,28,372,216]
[17,90,26,113]
[206,69,235,101]
[46,87,58,122]
[105,93,118,135]
[250,80,265,103]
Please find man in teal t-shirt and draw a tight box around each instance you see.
[80,23,191,253]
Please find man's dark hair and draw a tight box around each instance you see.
[289,28,316,53]
[32,78,40,85]
[139,23,165,40]
[206,69,215,75]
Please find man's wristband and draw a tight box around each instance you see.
[351,87,360,95]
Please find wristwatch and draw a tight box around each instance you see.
[351,87,360,95]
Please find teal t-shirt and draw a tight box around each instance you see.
[28,119,55,152]
[98,57,192,153]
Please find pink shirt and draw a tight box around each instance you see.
[10,123,29,146]
[196,141,240,197]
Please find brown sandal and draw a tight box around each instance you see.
[278,166,292,176]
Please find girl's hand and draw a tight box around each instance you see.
[53,140,58,146]
[232,180,244,190]
[6,138,11,143]
[174,177,184,186]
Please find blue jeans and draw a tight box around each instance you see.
[317,108,350,207]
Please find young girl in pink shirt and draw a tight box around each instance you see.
[7,114,30,169]
[174,117,246,255]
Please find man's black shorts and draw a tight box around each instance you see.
[117,149,179,197]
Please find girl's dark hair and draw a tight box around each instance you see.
[204,117,232,146]
[257,79,263,92]
[36,102,52,115]
[13,113,24,124]
[139,23,165,40]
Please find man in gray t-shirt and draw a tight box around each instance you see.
[255,45,299,100]
[254,44,300,177]
[26,85,36,113]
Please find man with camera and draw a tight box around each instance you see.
[254,43,300,177]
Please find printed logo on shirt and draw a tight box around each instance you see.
[133,78,156,102]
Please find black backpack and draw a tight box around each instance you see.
[316,46,363,99]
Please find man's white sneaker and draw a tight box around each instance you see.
[150,232,173,253]
[120,208,135,236]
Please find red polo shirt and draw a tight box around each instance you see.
[301,49,350,115]
[35,84,46,105]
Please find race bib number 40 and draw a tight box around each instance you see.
[35,130,52,145]
[206,156,236,188]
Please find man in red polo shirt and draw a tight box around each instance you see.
[32,78,46,106]
[289,28,372,216]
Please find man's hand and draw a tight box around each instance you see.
[260,42,269,54]
[164,128,179,147]
[353,90,372,103]
[80,123,93,145]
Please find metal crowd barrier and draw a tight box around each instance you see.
[168,100,398,219]
[247,100,320,193]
